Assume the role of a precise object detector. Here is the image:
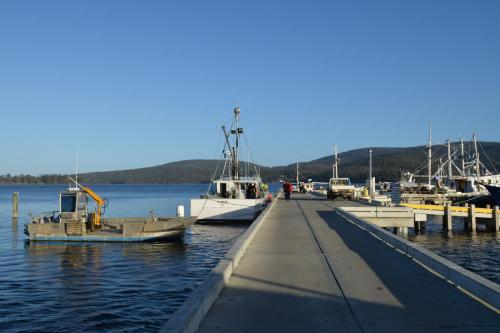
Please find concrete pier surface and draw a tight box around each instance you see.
[197,194,499,332]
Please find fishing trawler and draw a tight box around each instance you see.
[25,177,195,242]
[397,127,500,204]
[190,107,269,222]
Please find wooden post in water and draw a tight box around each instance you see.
[495,206,499,232]
[468,204,476,232]
[463,203,469,230]
[12,192,19,219]
[443,203,452,231]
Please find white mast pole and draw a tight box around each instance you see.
[447,139,452,180]
[334,145,338,178]
[428,121,432,188]
[296,162,299,185]
[332,146,335,178]
[369,149,373,197]
[473,133,480,179]
[461,137,465,175]
[234,107,240,180]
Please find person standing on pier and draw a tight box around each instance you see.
[283,181,291,201]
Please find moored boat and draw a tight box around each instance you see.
[483,183,500,206]
[25,178,194,242]
[190,107,270,222]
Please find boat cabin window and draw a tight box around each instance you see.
[60,192,88,213]
[61,194,77,213]
[76,192,88,213]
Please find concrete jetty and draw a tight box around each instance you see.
[166,194,500,332]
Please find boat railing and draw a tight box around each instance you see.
[30,211,59,224]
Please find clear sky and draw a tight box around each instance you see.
[0,0,499,174]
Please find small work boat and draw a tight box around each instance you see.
[25,178,194,242]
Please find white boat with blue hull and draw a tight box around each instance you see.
[190,107,269,222]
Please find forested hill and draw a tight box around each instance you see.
[1,142,499,184]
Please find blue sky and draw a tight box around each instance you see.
[0,0,499,174]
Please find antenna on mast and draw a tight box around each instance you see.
[70,146,80,190]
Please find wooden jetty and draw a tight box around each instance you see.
[163,194,500,333]
[401,203,500,232]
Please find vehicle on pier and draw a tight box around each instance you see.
[25,178,194,242]
[326,145,355,200]
[327,177,355,200]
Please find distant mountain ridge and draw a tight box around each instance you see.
[1,142,499,184]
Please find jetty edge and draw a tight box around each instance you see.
[162,193,499,333]
[337,207,500,310]
[159,191,280,333]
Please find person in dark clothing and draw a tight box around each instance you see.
[283,181,291,201]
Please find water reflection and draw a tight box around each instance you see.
[0,185,249,332]
[406,216,500,283]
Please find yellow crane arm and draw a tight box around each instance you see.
[82,186,105,206]
[81,186,105,226]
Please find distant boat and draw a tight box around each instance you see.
[25,179,194,242]
[190,107,270,222]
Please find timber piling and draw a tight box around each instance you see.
[12,192,19,219]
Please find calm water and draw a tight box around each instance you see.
[0,184,275,333]
[405,216,500,284]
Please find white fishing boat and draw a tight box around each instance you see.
[190,107,269,222]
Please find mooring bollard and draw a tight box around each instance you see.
[12,192,19,219]
[177,205,185,217]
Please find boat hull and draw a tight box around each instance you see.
[484,184,500,206]
[27,229,185,242]
[26,217,195,242]
[190,198,264,221]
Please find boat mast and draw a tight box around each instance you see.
[447,139,452,181]
[234,107,240,180]
[296,162,299,185]
[222,125,236,179]
[369,149,373,197]
[427,121,432,187]
[473,133,480,179]
[460,137,465,175]
[221,107,243,181]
